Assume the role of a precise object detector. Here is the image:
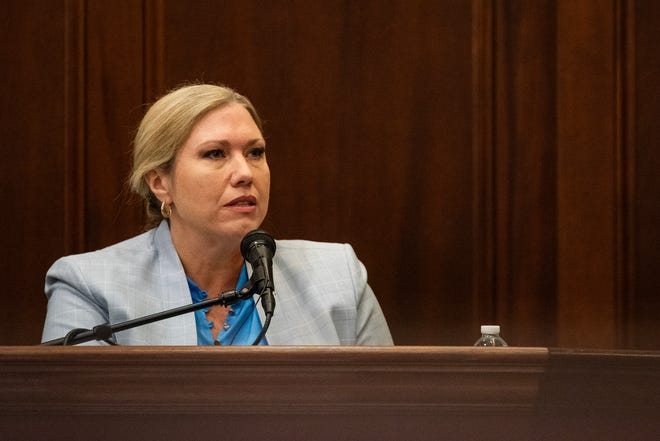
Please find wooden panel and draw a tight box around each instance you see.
[1,0,660,350]
[492,1,558,346]
[1,346,660,440]
[633,0,660,349]
[0,0,149,344]
[159,0,475,345]
[64,0,86,255]
[556,0,617,347]
[0,1,68,344]
[615,0,636,349]
[83,0,146,249]
[471,0,496,331]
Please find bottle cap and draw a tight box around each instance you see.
[480,325,500,335]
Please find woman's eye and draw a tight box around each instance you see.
[248,147,266,159]
[204,149,225,159]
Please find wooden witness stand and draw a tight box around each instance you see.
[1,346,659,440]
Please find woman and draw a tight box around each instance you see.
[42,84,393,346]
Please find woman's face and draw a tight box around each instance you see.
[153,102,270,244]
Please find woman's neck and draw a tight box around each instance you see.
[169,225,244,295]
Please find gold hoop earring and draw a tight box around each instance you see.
[160,201,172,219]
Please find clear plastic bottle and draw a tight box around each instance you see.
[473,325,508,346]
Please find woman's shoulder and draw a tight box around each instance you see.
[54,228,159,267]
[275,239,355,256]
[274,239,361,269]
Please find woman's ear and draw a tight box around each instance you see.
[146,169,171,203]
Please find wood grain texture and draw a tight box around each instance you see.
[492,0,558,346]
[1,346,659,440]
[83,0,146,250]
[556,0,617,347]
[158,0,476,345]
[1,0,659,350]
[633,0,660,349]
[0,0,68,344]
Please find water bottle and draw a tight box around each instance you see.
[473,325,508,346]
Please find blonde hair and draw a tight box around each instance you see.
[129,83,263,227]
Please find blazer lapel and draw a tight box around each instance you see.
[154,221,197,345]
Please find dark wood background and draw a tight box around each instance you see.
[2,0,658,349]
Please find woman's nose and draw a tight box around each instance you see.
[230,155,253,186]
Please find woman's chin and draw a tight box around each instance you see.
[217,221,263,241]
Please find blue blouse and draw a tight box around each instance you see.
[187,264,267,346]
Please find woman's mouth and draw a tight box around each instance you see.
[225,195,257,209]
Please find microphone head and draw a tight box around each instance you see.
[240,229,276,260]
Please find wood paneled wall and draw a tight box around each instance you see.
[1,0,658,349]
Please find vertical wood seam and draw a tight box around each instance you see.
[471,0,496,328]
[64,0,87,254]
[614,0,636,348]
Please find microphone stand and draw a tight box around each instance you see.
[41,287,255,346]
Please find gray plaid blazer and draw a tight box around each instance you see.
[42,221,393,346]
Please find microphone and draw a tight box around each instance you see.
[240,230,276,315]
